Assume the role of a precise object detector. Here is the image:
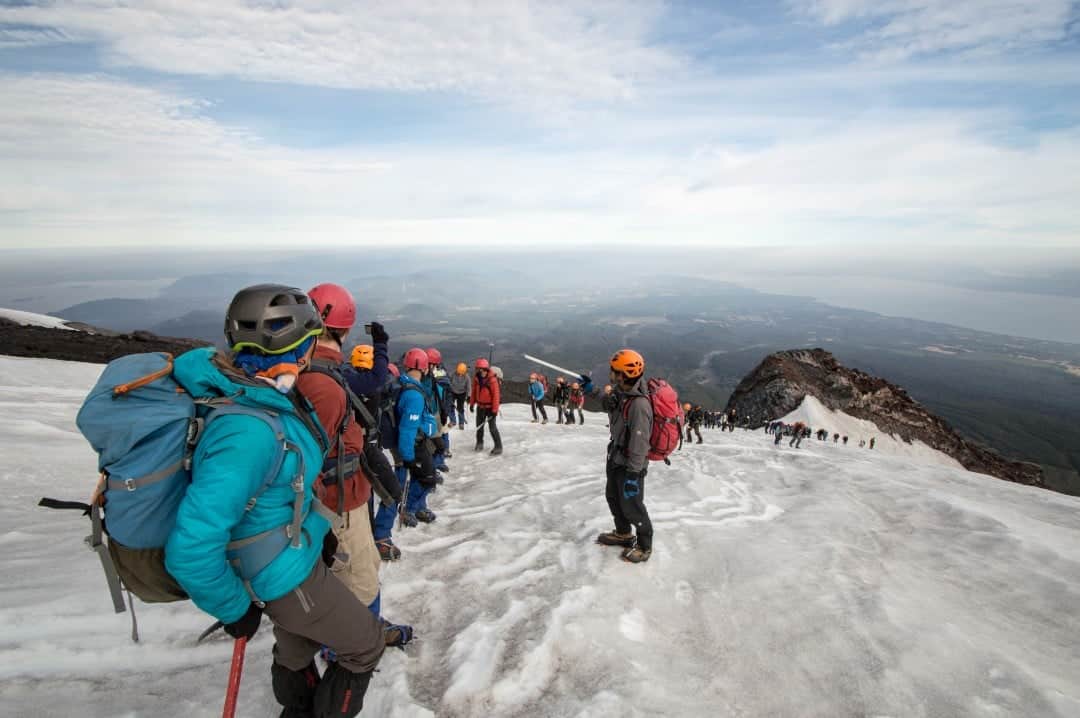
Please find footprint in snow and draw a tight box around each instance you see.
[675,579,695,606]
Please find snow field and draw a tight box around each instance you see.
[0,308,77,330]
[2,355,1080,717]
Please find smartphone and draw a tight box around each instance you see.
[364,323,373,335]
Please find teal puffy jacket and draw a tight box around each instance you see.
[165,348,329,624]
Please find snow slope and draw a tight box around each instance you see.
[780,394,964,470]
[2,355,1079,717]
[0,307,76,330]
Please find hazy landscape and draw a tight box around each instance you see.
[3,248,1078,496]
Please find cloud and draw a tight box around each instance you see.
[3,71,1079,256]
[794,0,1077,60]
[0,0,679,105]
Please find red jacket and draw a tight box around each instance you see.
[470,372,500,414]
[296,343,371,513]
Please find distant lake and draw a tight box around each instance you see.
[736,274,1080,346]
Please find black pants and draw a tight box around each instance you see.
[605,461,652,551]
[530,398,548,421]
[453,393,467,423]
[686,423,702,443]
[476,406,501,448]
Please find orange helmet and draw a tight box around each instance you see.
[456,362,467,374]
[571,381,580,389]
[350,344,374,370]
[609,348,645,379]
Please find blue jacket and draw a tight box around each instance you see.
[165,348,329,624]
[395,374,437,462]
[342,340,389,398]
[529,380,545,401]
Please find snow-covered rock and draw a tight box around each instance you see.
[780,395,963,469]
[0,307,76,330]
[726,348,1043,486]
[2,355,1079,717]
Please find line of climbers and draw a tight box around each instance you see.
[765,420,875,450]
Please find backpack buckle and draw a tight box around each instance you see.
[124,478,137,492]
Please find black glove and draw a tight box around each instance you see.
[369,321,389,344]
[224,602,263,641]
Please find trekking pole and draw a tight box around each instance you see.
[222,637,247,718]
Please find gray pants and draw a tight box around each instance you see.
[265,560,385,674]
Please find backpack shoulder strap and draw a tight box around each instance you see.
[203,405,289,509]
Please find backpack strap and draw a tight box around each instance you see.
[202,404,316,606]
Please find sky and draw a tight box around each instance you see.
[1,1,1079,269]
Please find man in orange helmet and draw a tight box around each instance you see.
[596,348,654,563]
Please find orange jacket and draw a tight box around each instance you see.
[470,372,500,414]
[296,343,371,513]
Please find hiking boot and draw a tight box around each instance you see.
[697,439,703,444]
[376,539,401,561]
[435,463,450,473]
[489,446,503,456]
[530,419,539,423]
[541,419,548,425]
[444,450,453,459]
[382,619,414,649]
[596,531,635,547]
[401,512,418,528]
[621,546,652,563]
[458,423,465,430]
[475,440,484,452]
[415,509,437,523]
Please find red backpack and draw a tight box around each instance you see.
[622,378,684,465]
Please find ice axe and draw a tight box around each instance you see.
[522,353,587,382]
[222,637,247,718]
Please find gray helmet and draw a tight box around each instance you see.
[224,283,324,354]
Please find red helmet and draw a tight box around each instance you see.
[475,358,490,370]
[387,362,400,378]
[403,347,429,373]
[308,283,356,330]
[425,347,442,365]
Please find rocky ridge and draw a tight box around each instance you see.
[724,348,1044,487]
[0,317,212,364]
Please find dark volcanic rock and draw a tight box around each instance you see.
[0,318,212,365]
[725,348,1044,488]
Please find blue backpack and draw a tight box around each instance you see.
[41,352,308,625]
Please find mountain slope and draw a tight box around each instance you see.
[726,348,1044,487]
[2,356,1079,717]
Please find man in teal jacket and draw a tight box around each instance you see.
[165,284,384,717]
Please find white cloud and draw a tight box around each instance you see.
[0,0,679,105]
[795,0,1076,60]
[3,72,1079,254]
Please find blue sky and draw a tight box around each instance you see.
[1,0,1078,268]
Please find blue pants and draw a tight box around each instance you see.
[405,475,429,514]
[373,500,396,541]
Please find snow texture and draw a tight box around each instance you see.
[1,355,1079,717]
[0,307,77,330]
[780,394,964,470]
